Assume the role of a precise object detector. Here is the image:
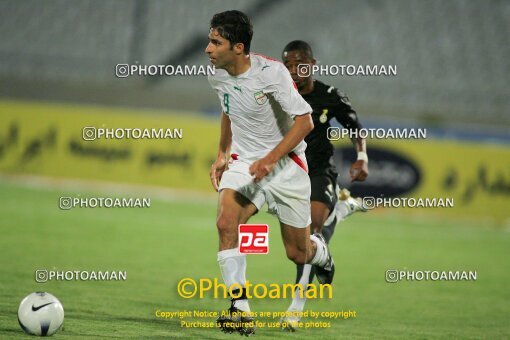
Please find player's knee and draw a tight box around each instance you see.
[216,214,237,235]
[285,247,307,265]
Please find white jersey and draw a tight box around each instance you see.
[208,53,312,162]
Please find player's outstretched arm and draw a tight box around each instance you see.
[249,113,313,182]
[210,111,232,191]
[349,134,368,182]
[332,90,369,182]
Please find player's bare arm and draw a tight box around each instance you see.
[210,111,232,191]
[350,134,368,182]
[249,113,313,182]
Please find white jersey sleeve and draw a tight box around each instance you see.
[263,63,312,118]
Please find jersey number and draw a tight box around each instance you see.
[223,93,230,115]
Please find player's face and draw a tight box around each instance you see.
[282,50,315,90]
[205,28,236,70]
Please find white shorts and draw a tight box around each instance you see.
[218,152,311,228]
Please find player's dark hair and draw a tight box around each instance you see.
[282,40,314,59]
[210,10,253,54]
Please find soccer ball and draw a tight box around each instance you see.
[18,292,64,336]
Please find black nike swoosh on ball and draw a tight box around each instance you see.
[31,302,53,311]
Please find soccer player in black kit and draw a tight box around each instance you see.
[280,40,369,331]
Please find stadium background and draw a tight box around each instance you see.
[0,0,509,338]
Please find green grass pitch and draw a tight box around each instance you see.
[0,180,509,339]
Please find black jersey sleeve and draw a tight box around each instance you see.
[331,89,363,131]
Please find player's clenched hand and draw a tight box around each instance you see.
[249,157,276,183]
[210,156,227,192]
[350,160,368,182]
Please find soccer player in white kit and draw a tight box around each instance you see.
[206,10,334,336]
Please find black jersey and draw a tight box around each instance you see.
[301,80,362,176]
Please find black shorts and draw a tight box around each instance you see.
[310,174,338,212]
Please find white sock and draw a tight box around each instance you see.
[233,299,250,313]
[309,234,328,267]
[217,248,251,312]
[288,264,312,312]
[337,200,351,220]
[324,200,351,227]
